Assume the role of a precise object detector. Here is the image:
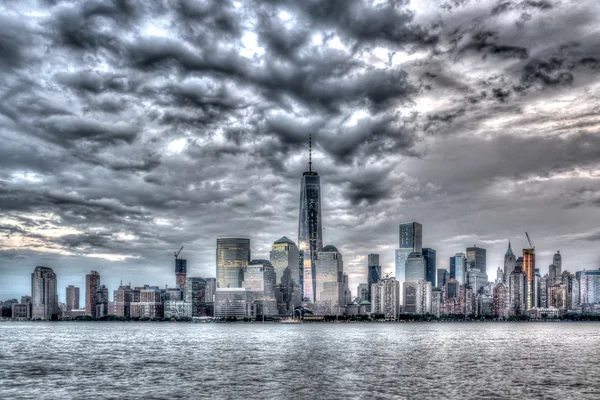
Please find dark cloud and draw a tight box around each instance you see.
[2,0,600,301]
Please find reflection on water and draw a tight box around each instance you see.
[1,322,600,399]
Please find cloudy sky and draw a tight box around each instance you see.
[2,0,600,303]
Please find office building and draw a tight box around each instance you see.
[243,260,278,317]
[164,301,191,319]
[437,269,449,289]
[503,241,516,284]
[395,222,423,284]
[205,278,216,303]
[298,135,323,303]
[403,280,432,314]
[467,268,488,295]
[214,288,254,319]
[216,238,251,289]
[66,285,80,312]
[314,246,344,314]
[371,276,400,320]
[579,269,600,305]
[96,285,109,317]
[522,248,535,309]
[357,283,369,301]
[466,246,487,275]
[405,252,426,282]
[492,283,509,318]
[185,277,210,317]
[450,253,467,285]
[441,279,467,315]
[269,237,301,313]
[31,266,58,320]
[367,254,381,302]
[422,248,436,285]
[509,265,527,316]
[539,274,549,308]
[553,251,562,276]
[85,271,101,318]
[175,258,187,292]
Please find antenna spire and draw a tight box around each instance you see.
[308,134,312,172]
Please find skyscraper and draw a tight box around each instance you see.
[466,246,486,275]
[509,265,527,316]
[243,260,278,317]
[86,271,101,318]
[216,238,251,289]
[31,266,58,320]
[553,251,562,275]
[175,258,187,293]
[269,237,301,313]
[503,241,516,284]
[66,285,80,311]
[523,248,535,309]
[450,253,467,284]
[367,253,381,302]
[579,269,600,305]
[395,222,423,283]
[436,269,449,289]
[298,135,323,303]
[185,277,209,317]
[314,245,344,314]
[371,276,400,320]
[405,252,426,282]
[96,285,109,317]
[422,248,436,284]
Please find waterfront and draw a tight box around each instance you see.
[1,322,600,399]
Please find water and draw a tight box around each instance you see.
[1,322,599,399]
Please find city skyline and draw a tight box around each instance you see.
[3,0,600,302]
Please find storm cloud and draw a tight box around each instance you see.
[2,0,600,301]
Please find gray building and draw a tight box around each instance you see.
[422,248,436,284]
[269,237,301,314]
[314,246,344,314]
[553,251,562,276]
[243,260,278,318]
[467,268,488,295]
[579,269,600,305]
[503,241,516,284]
[367,253,381,302]
[371,276,400,320]
[298,136,323,303]
[214,288,254,319]
[216,238,250,289]
[437,268,449,289]
[450,253,467,285]
[466,246,487,275]
[395,222,423,283]
[66,285,80,311]
[185,277,210,317]
[357,283,369,301]
[405,252,426,282]
[31,266,59,320]
[510,265,528,316]
[96,285,109,317]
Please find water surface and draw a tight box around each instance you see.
[1,322,599,399]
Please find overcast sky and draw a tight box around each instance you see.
[2,0,600,303]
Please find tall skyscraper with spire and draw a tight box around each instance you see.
[298,134,323,302]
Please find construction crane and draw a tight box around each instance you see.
[174,246,184,260]
[525,232,534,250]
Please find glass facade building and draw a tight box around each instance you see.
[450,253,467,285]
[185,277,209,317]
[31,266,58,320]
[314,246,344,312]
[466,246,486,275]
[405,252,426,282]
[395,222,422,283]
[269,237,301,313]
[243,260,278,317]
[422,248,436,285]
[298,164,323,303]
[216,238,251,289]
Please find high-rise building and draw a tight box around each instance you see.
[357,283,369,301]
[403,280,432,314]
[523,248,535,310]
[450,253,467,285]
[31,266,58,320]
[96,285,109,317]
[66,285,80,311]
[549,264,559,282]
[243,260,278,318]
[503,241,516,284]
[314,246,344,314]
[467,268,488,295]
[395,222,423,284]
[185,277,209,317]
[492,282,509,318]
[298,135,323,303]
[205,278,216,303]
[553,251,562,276]
[496,267,504,284]
[114,284,133,318]
[436,269,449,289]
[579,269,600,305]
[371,276,400,320]
[441,279,467,315]
[405,252,426,282]
[214,288,254,319]
[216,238,251,289]
[422,248,436,285]
[131,287,163,319]
[269,237,301,314]
[175,258,187,292]
[367,254,381,303]
[466,246,487,275]
[539,274,549,308]
[85,271,101,318]
[509,265,527,316]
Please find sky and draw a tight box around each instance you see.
[2,0,600,303]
